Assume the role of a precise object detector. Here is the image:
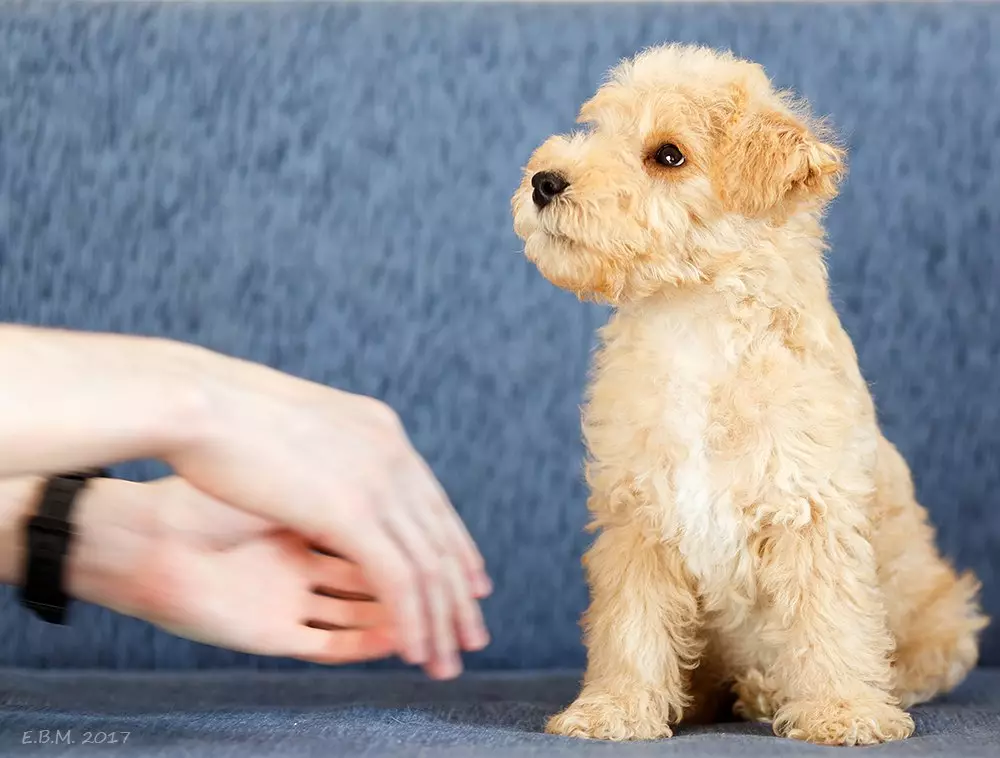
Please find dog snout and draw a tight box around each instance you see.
[531,171,570,209]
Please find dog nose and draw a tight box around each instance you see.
[531,171,569,208]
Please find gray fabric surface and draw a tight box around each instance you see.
[0,0,998,679]
[0,668,998,757]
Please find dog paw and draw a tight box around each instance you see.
[773,698,914,746]
[732,669,781,723]
[546,690,673,741]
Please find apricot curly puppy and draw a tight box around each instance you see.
[511,44,988,747]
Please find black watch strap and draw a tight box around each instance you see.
[20,469,108,625]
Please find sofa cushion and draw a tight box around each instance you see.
[2,668,999,757]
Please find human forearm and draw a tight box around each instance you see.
[0,324,490,678]
[0,325,208,478]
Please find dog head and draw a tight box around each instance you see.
[511,45,845,304]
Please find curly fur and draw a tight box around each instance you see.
[511,44,988,746]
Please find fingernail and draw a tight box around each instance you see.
[476,574,493,597]
[469,627,490,651]
[442,653,462,679]
[426,656,459,681]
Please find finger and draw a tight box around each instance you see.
[444,556,489,652]
[442,505,491,599]
[293,626,397,666]
[310,554,374,600]
[330,519,429,666]
[405,452,491,598]
[304,594,386,630]
[382,506,461,680]
[395,467,488,658]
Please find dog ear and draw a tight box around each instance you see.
[576,95,601,125]
[715,103,845,218]
[577,85,632,128]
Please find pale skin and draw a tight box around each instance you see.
[0,324,491,678]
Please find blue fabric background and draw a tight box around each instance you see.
[0,2,997,674]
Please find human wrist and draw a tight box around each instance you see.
[0,476,152,619]
[65,477,157,617]
[135,337,219,463]
[153,343,281,477]
[82,333,219,467]
[0,477,45,586]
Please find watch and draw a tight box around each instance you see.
[20,468,108,625]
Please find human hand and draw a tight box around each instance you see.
[0,327,491,679]
[165,347,491,679]
[67,476,400,664]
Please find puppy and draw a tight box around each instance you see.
[511,44,987,746]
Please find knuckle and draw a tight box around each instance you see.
[323,498,372,538]
[415,555,443,583]
[364,398,405,436]
[383,437,413,468]
[388,565,417,595]
[333,478,374,511]
[362,479,392,509]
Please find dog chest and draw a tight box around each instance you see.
[663,340,745,586]
[595,299,749,585]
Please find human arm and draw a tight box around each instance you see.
[0,475,399,663]
[0,324,490,678]
[0,325,205,479]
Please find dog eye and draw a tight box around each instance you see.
[653,144,685,168]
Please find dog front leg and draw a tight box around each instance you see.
[756,509,915,746]
[546,520,701,741]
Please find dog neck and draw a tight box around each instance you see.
[617,208,837,342]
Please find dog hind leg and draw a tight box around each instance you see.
[870,436,988,708]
